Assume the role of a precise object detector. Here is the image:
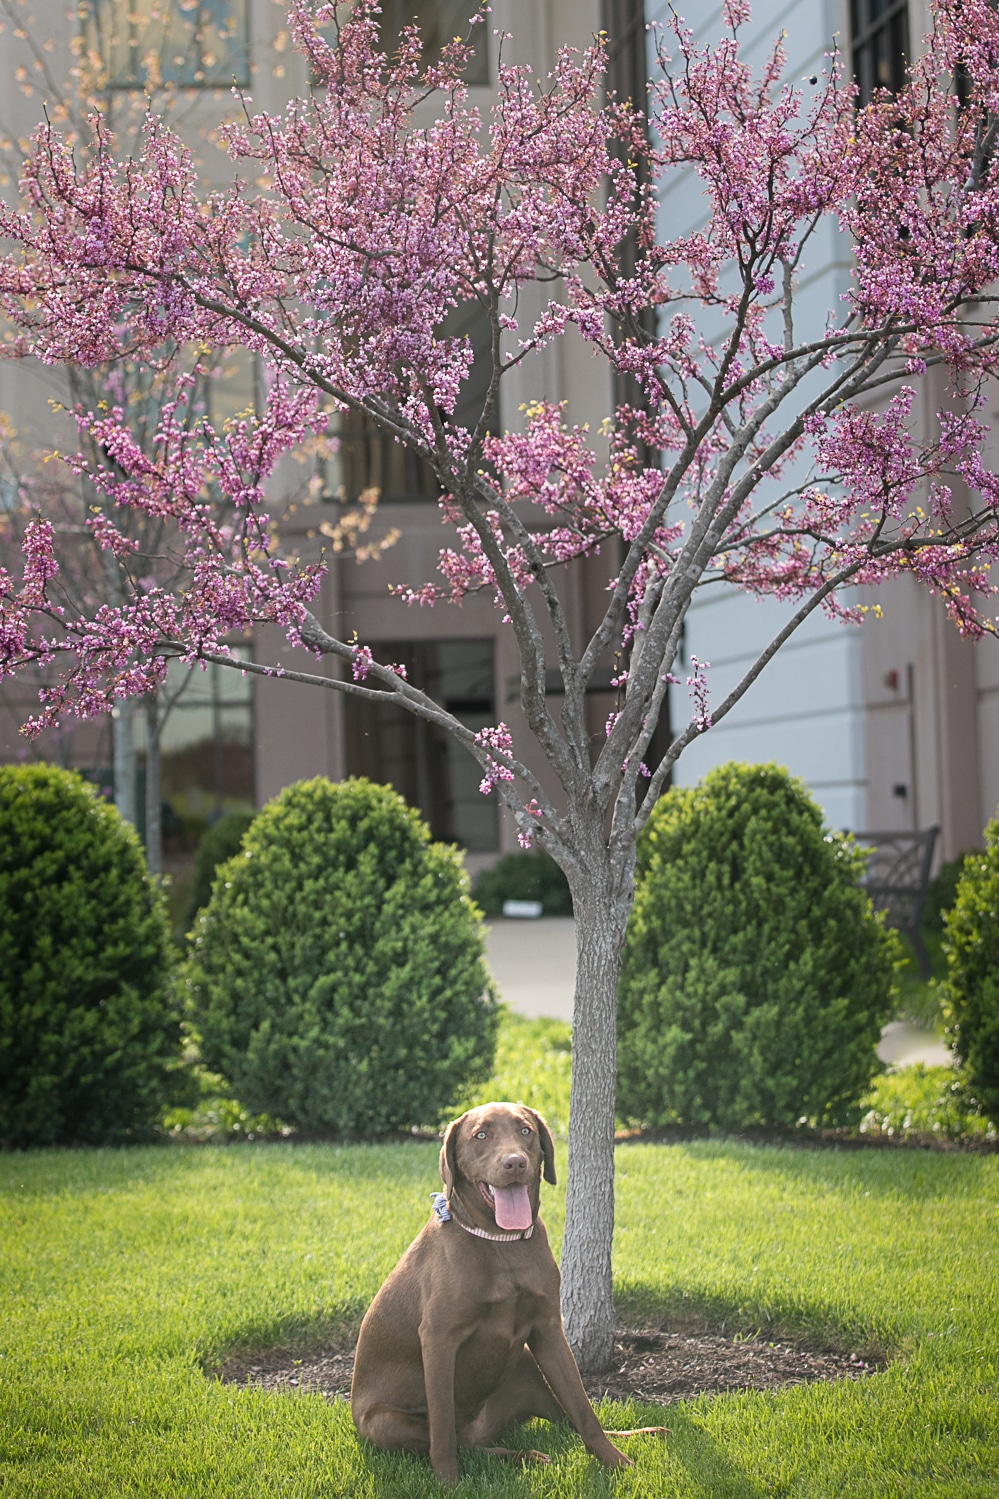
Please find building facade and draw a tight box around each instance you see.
[647,0,999,860]
[1,0,997,869]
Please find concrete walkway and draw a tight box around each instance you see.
[484,916,576,1021]
[877,1020,951,1068]
[484,916,950,1067]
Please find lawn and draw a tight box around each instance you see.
[2,1132,997,1497]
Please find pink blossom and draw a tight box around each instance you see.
[474,722,515,794]
[0,0,996,780]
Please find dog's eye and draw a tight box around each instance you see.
[475,1130,487,1139]
[521,1127,531,1135]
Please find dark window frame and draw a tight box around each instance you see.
[377,0,489,87]
[851,0,910,105]
[344,638,500,852]
[154,647,255,824]
[322,296,497,504]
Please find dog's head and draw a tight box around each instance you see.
[439,1102,556,1233]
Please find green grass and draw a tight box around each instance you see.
[2,1137,998,1497]
[894,932,948,1030]
[861,1065,997,1145]
[458,1012,573,1136]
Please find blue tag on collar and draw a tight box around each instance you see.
[430,1191,451,1222]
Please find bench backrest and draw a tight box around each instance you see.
[850,827,938,925]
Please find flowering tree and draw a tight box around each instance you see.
[0,361,214,860]
[3,0,999,1369]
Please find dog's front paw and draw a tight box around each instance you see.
[600,1443,634,1469]
[478,1444,551,1467]
[431,1458,460,1486]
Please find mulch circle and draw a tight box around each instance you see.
[219,1324,883,1409]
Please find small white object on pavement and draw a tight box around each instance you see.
[502,899,543,919]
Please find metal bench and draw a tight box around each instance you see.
[849,827,940,979]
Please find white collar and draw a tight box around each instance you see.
[431,1189,534,1241]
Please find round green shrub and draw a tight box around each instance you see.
[943,814,999,1123]
[618,762,898,1131]
[186,810,257,929]
[471,848,573,916]
[0,764,179,1147]
[923,852,970,934]
[183,777,499,1136]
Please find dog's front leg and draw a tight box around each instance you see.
[527,1321,632,1469]
[420,1328,460,1486]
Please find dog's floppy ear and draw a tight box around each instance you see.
[439,1113,466,1195]
[527,1108,557,1185]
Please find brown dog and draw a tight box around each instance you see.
[350,1101,663,1485]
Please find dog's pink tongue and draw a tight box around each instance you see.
[492,1183,533,1231]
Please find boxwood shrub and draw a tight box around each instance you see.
[185,810,257,929]
[943,813,999,1123]
[471,849,572,916]
[0,764,179,1147]
[183,777,499,1136]
[618,762,898,1131]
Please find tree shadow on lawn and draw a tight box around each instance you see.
[216,1295,886,1409]
[621,1137,997,1199]
[221,1385,777,1497]
[609,1287,893,1369]
[1,1136,441,1184]
[450,1411,771,1497]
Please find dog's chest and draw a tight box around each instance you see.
[450,1279,548,1404]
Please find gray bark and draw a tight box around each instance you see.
[560,858,634,1373]
[113,696,136,826]
[144,692,163,876]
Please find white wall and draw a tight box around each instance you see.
[646,0,869,829]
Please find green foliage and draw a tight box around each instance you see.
[471,848,573,915]
[161,1066,290,1143]
[459,1012,573,1136]
[942,814,999,1124]
[889,855,966,1028]
[893,938,946,1028]
[183,777,499,1137]
[923,852,973,934]
[618,762,899,1131]
[185,811,257,930]
[0,764,180,1147]
[858,1064,995,1144]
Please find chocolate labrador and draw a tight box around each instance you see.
[350,1101,664,1485]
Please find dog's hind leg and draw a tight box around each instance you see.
[354,1402,430,1454]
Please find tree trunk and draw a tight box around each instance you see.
[144,693,163,876]
[113,696,136,826]
[560,872,632,1374]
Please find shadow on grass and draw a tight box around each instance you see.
[200,1298,371,1379]
[649,1408,769,1499]
[619,1136,996,1197]
[0,1137,442,1199]
[348,1409,769,1497]
[611,1280,896,1365]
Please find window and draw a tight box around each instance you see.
[83,0,250,90]
[324,298,495,502]
[851,0,910,105]
[150,651,255,826]
[345,639,499,850]
[379,0,488,85]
